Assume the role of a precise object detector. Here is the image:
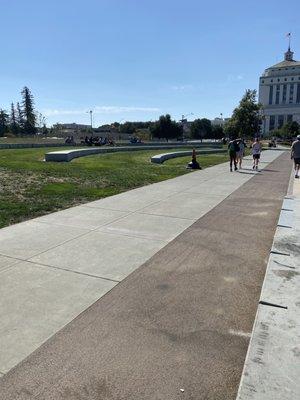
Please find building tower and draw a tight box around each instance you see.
[259,44,300,135]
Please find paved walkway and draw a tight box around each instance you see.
[0,151,291,390]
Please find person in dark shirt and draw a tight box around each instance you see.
[291,134,300,179]
[228,139,240,172]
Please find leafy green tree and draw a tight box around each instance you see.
[212,124,224,140]
[0,109,9,136]
[281,121,299,138]
[150,114,182,140]
[10,103,19,135]
[119,122,136,135]
[191,118,212,140]
[21,86,37,135]
[225,89,261,139]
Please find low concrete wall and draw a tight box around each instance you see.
[45,145,223,162]
[151,149,227,164]
[236,193,300,400]
[0,141,222,150]
[0,142,71,149]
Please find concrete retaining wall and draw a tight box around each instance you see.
[151,149,227,164]
[0,142,72,149]
[45,145,223,162]
[236,192,300,400]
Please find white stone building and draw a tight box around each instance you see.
[259,47,300,134]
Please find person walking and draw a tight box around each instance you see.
[236,139,246,169]
[291,134,300,178]
[251,138,262,170]
[228,138,239,171]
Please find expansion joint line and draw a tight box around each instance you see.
[259,300,288,310]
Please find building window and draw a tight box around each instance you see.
[291,77,294,81]
[289,84,295,103]
[297,84,300,103]
[282,84,287,103]
[269,85,273,105]
[271,79,273,82]
[275,85,280,104]
[270,116,275,131]
[278,115,284,129]
[287,115,293,123]
[284,78,287,81]
[277,78,280,82]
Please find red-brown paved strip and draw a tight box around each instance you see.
[0,153,291,400]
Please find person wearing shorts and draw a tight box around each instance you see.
[291,134,300,179]
[251,138,262,170]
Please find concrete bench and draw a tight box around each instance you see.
[45,145,223,162]
[150,149,227,164]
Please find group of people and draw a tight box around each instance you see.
[227,138,247,171]
[227,135,300,178]
[81,136,115,146]
[64,135,75,144]
[228,137,262,172]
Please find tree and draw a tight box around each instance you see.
[212,124,224,140]
[16,102,24,132]
[21,86,37,135]
[281,121,299,138]
[190,118,212,141]
[270,122,299,140]
[119,122,136,135]
[225,89,261,139]
[150,114,182,140]
[0,109,9,136]
[10,103,19,135]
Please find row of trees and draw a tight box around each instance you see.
[270,121,300,139]
[223,89,300,139]
[0,87,38,136]
[95,115,224,141]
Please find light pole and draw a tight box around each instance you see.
[86,110,93,134]
[180,112,194,140]
[89,110,93,130]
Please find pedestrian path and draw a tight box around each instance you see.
[0,150,292,400]
[0,150,285,375]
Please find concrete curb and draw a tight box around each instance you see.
[236,173,300,399]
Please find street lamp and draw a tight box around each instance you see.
[180,112,194,140]
[86,110,93,132]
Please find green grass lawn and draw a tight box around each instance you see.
[0,147,229,228]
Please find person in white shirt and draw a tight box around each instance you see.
[251,138,262,170]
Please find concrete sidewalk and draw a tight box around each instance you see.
[0,151,292,400]
[0,150,285,376]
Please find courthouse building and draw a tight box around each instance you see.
[259,47,300,134]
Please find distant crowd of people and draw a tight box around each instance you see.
[64,135,75,144]
[80,136,116,146]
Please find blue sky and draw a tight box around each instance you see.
[1,0,300,126]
